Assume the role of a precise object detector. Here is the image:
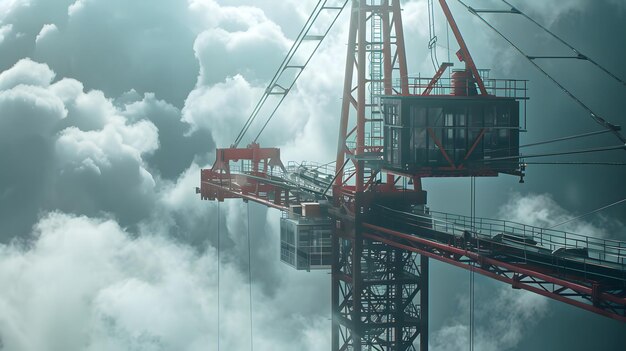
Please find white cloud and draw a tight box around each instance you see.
[0,24,12,44]
[0,57,55,90]
[67,0,86,17]
[0,0,29,22]
[34,23,57,44]
[431,287,548,351]
[0,59,162,229]
[511,0,589,26]
[498,193,619,238]
[0,2,623,350]
[0,84,66,141]
[182,74,258,146]
[0,212,329,351]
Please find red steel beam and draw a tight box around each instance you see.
[422,62,454,95]
[362,223,626,323]
[438,0,488,96]
[199,181,289,211]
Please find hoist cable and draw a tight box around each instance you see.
[455,0,626,145]
[469,177,472,351]
[546,198,626,230]
[501,0,626,87]
[216,202,221,351]
[427,0,440,71]
[247,202,254,351]
[445,7,452,83]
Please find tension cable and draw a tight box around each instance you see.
[456,0,626,145]
[546,198,626,230]
[500,0,626,87]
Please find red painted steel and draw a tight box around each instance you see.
[362,223,626,323]
[198,2,626,350]
[422,62,454,95]
[438,0,488,96]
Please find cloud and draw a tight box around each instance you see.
[0,59,163,235]
[34,23,57,44]
[0,24,12,44]
[50,120,158,220]
[509,0,589,26]
[122,93,213,180]
[0,57,55,90]
[183,0,347,159]
[498,193,625,238]
[431,286,548,351]
[191,5,290,85]
[0,0,29,22]
[0,2,624,350]
[0,212,329,351]
[182,75,258,147]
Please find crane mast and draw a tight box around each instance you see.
[198,1,626,350]
[333,1,426,349]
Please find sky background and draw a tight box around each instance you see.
[0,0,625,350]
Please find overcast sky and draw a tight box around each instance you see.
[0,0,625,350]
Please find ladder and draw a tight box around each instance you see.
[369,3,385,148]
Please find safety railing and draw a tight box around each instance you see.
[427,210,626,267]
[225,161,286,178]
[401,75,528,100]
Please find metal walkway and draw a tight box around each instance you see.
[201,162,626,321]
[365,205,626,322]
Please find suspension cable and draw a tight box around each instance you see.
[247,202,254,351]
[524,161,626,166]
[233,0,326,147]
[479,144,626,163]
[455,0,626,145]
[232,0,348,147]
[484,129,613,155]
[546,198,626,230]
[518,130,612,149]
[500,0,626,87]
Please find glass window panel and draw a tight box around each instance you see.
[430,107,444,127]
[469,106,483,127]
[485,105,496,127]
[457,112,466,126]
[498,105,511,125]
[411,106,427,127]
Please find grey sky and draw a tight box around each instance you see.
[0,0,624,350]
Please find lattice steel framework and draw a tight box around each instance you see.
[331,2,429,350]
[333,206,429,350]
[197,1,626,351]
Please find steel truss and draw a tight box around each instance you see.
[362,223,626,323]
[333,207,428,350]
[198,1,626,351]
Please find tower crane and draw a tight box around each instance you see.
[197,1,626,349]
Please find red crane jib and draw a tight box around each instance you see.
[197,143,289,209]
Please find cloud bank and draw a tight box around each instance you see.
[0,0,624,350]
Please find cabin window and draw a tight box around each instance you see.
[382,97,519,174]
